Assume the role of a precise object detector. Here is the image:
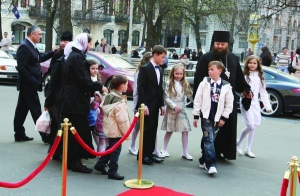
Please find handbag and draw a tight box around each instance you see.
[35,111,51,134]
[288,57,297,73]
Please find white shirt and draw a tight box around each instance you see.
[151,60,160,84]
[210,78,221,93]
[0,37,11,51]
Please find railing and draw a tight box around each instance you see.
[73,10,111,22]
[28,6,47,17]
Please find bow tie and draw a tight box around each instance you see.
[155,66,160,69]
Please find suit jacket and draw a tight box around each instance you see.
[16,39,54,91]
[95,44,111,53]
[136,62,164,113]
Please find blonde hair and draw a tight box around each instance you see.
[167,63,192,98]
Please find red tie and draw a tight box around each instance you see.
[102,45,105,53]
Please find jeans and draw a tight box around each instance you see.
[277,66,288,73]
[98,138,122,175]
[200,119,216,168]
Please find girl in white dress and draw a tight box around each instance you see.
[237,55,272,158]
[161,64,193,160]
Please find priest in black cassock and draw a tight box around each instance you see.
[193,31,252,160]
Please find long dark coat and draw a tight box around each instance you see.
[193,52,251,160]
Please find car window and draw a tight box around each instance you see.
[264,71,276,80]
[86,54,106,68]
[0,50,12,59]
[36,44,45,51]
[101,55,136,69]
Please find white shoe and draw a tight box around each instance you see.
[128,147,138,156]
[245,151,256,158]
[199,163,208,170]
[208,167,217,174]
[153,151,165,158]
[182,154,193,161]
[160,150,170,157]
[236,143,243,155]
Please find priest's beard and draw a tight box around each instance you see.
[212,46,229,59]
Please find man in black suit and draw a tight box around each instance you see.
[13,25,55,142]
[136,45,167,165]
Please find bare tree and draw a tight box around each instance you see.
[59,0,72,35]
[45,0,59,51]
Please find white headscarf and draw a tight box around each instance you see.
[64,33,89,60]
[64,41,74,60]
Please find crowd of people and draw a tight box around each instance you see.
[11,26,299,182]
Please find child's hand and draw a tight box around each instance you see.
[218,119,225,127]
[193,119,198,128]
[174,106,182,113]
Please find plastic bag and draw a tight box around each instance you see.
[35,111,51,134]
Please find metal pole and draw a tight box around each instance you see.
[61,118,71,196]
[127,0,133,62]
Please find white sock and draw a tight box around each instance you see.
[182,132,190,156]
[162,132,173,153]
[246,125,256,152]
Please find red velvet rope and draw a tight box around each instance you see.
[298,170,300,183]
[72,116,138,156]
[0,135,61,188]
[280,178,289,196]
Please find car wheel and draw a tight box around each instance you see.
[44,73,51,87]
[259,90,282,117]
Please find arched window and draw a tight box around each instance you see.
[11,24,26,44]
[118,30,126,46]
[132,30,139,46]
[103,29,112,45]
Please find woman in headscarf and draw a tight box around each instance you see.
[61,33,108,173]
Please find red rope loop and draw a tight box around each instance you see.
[280,179,289,196]
[298,170,300,183]
[72,116,138,156]
[0,135,61,188]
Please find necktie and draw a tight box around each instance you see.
[155,66,160,69]
[102,45,105,53]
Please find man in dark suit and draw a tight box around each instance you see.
[136,45,167,165]
[13,25,55,142]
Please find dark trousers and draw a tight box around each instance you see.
[98,138,121,175]
[13,84,42,138]
[139,111,159,158]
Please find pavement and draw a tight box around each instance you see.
[0,85,299,196]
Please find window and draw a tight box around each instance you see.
[103,29,112,45]
[200,34,206,46]
[39,26,46,44]
[264,72,275,80]
[239,35,247,48]
[118,30,126,46]
[12,24,26,44]
[132,30,139,46]
[20,0,30,8]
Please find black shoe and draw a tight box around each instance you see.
[41,134,50,144]
[108,172,124,180]
[94,163,108,175]
[142,157,154,165]
[52,153,62,161]
[15,135,34,142]
[150,156,164,163]
[71,162,93,173]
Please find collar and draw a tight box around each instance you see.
[150,59,158,67]
[26,38,36,48]
[210,78,221,85]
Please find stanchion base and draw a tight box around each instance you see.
[124,179,154,189]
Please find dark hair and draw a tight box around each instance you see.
[87,59,101,82]
[295,48,300,55]
[137,52,152,72]
[110,75,128,90]
[88,34,92,43]
[27,25,39,37]
[87,59,98,66]
[261,46,272,61]
[282,47,287,50]
[152,45,167,55]
[208,61,224,70]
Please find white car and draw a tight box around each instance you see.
[0,50,18,80]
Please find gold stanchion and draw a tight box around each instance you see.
[124,104,154,189]
[61,118,71,196]
[289,156,299,196]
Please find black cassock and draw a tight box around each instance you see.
[193,52,250,160]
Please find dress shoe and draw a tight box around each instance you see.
[153,151,165,158]
[236,143,243,155]
[15,135,34,142]
[52,153,62,161]
[108,172,124,180]
[128,147,138,156]
[182,154,193,161]
[245,150,256,158]
[150,156,164,163]
[41,135,50,144]
[160,150,170,157]
[142,157,153,165]
[94,163,108,175]
[71,162,93,173]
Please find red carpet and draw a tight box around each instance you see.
[118,186,194,196]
